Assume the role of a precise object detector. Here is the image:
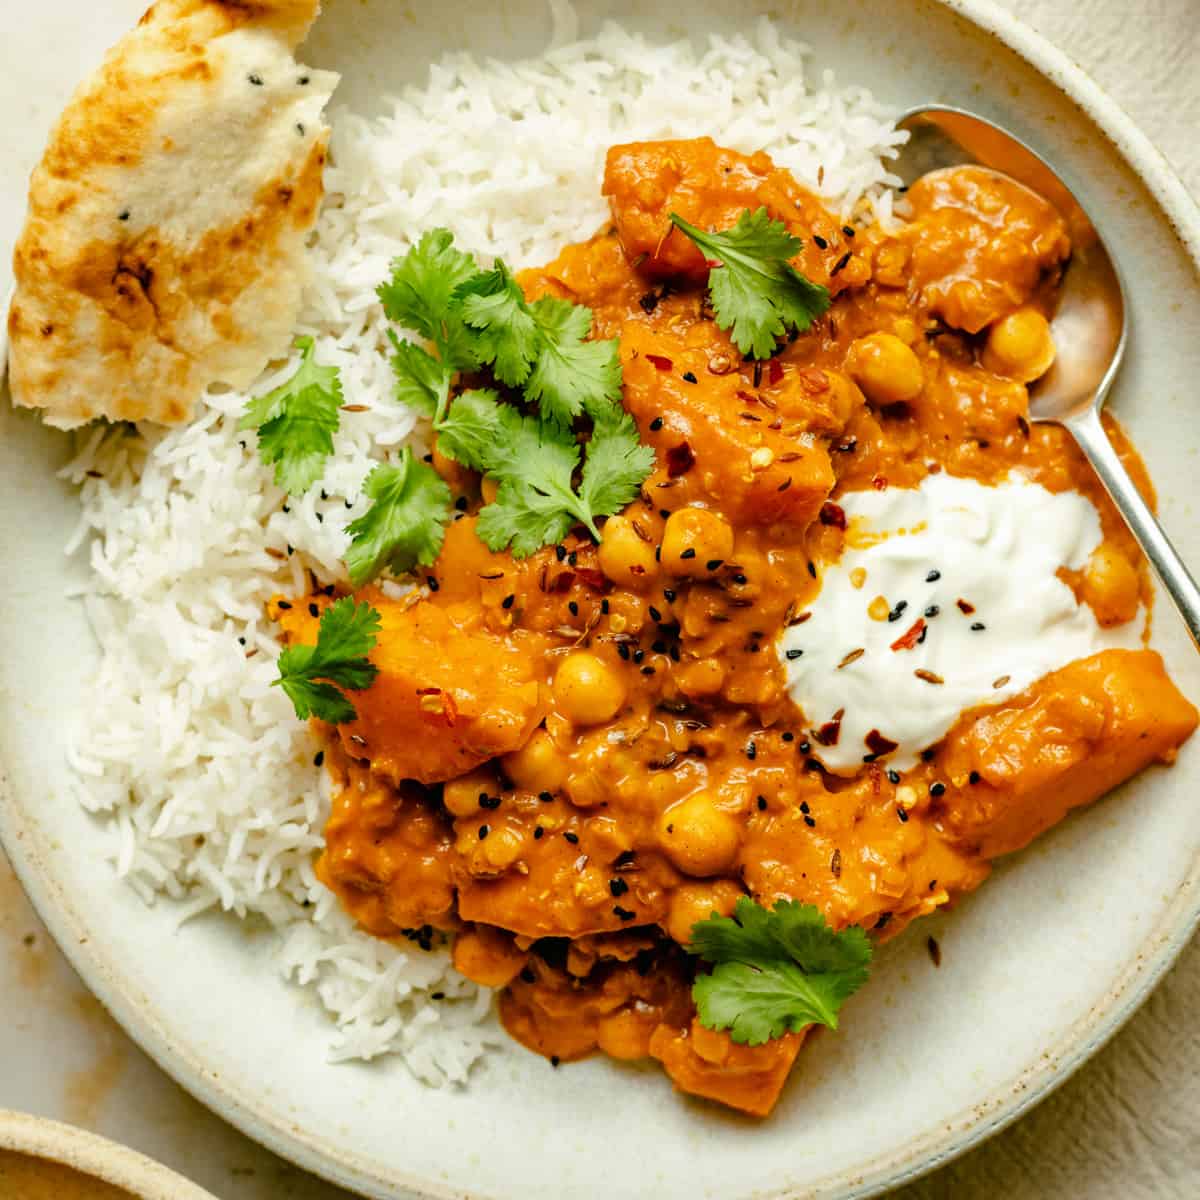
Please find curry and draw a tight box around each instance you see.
[275,137,1197,1116]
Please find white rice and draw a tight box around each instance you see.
[60,6,904,1082]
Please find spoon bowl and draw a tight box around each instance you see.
[893,106,1200,648]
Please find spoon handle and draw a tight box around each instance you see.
[1067,407,1200,650]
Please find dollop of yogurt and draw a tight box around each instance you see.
[780,474,1141,774]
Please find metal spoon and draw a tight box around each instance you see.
[893,105,1200,649]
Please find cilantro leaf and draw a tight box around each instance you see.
[274,597,381,724]
[377,229,480,370]
[689,898,872,1045]
[389,333,453,423]
[669,208,831,359]
[239,337,342,495]
[436,389,652,558]
[433,388,516,474]
[526,297,623,426]
[580,408,656,518]
[457,264,542,388]
[345,449,453,587]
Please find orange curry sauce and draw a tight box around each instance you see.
[275,139,1198,1116]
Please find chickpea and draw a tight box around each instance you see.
[552,652,626,726]
[661,507,734,578]
[847,332,925,405]
[1081,541,1141,627]
[597,514,658,588]
[657,791,743,877]
[983,308,1056,383]
[675,657,727,699]
[443,767,499,818]
[453,925,528,988]
[665,880,744,944]
[596,1008,653,1061]
[503,729,566,794]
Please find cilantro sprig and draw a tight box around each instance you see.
[669,208,831,359]
[240,337,343,494]
[274,597,381,724]
[367,229,649,569]
[689,898,872,1045]
[435,389,652,555]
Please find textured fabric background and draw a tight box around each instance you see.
[0,2,1197,1197]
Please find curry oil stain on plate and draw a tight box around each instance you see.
[1,3,1200,1200]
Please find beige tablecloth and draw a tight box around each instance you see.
[1,2,1198,1196]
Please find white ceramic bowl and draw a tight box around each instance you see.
[1,2,1199,1198]
[0,1110,217,1199]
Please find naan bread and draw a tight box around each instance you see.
[7,0,339,429]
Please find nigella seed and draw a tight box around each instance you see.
[786,648,804,660]
[930,781,947,797]
[681,371,698,384]
[477,825,490,840]
[813,234,829,249]
[680,548,696,560]
[887,600,908,623]
[971,622,986,631]
[563,832,579,845]
[925,605,940,618]
[533,827,545,840]
[757,796,768,811]
[502,594,516,610]
[969,771,982,785]
[314,751,325,767]
[897,807,909,823]
[248,73,264,86]
[803,815,816,828]
[609,878,630,897]
[556,545,567,562]
[926,569,941,582]
[649,417,664,431]
[887,770,901,784]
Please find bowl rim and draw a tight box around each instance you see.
[0,1109,217,1199]
[2,1,1199,1198]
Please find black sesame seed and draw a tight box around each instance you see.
[601,599,610,614]
[800,801,810,814]
[706,559,724,571]
[969,771,982,785]
[477,825,490,840]
[799,740,811,754]
[757,796,768,811]
[814,234,829,249]
[804,815,816,828]
[277,601,292,610]
[807,561,817,579]
[649,606,662,623]
[556,545,567,562]
[930,781,947,797]
[680,548,696,560]
[732,573,748,585]
[564,832,579,845]
[609,878,630,897]
[298,75,311,85]
[887,600,909,623]
[681,371,698,384]
[314,751,325,767]
[238,637,246,645]
[887,770,901,784]
[480,795,502,810]
[786,648,804,660]
[118,209,131,222]
[538,791,554,803]
[898,807,909,823]
[632,649,645,664]
[745,741,757,760]
[568,601,579,616]
[249,73,264,86]
[567,552,578,567]
[502,594,516,610]
[649,417,664,431]
[551,1056,561,1068]
[427,576,440,592]
[782,732,795,743]
[970,622,986,631]
[651,640,667,654]
[926,569,941,582]
[315,512,324,523]
[534,826,545,840]
[842,225,856,238]
[308,603,320,618]
[296,123,306,136]
[613,906,636,922]
[663,588,676,603]
[831,251,852,276]
[618,643,631,661]
[925,605,940,618]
